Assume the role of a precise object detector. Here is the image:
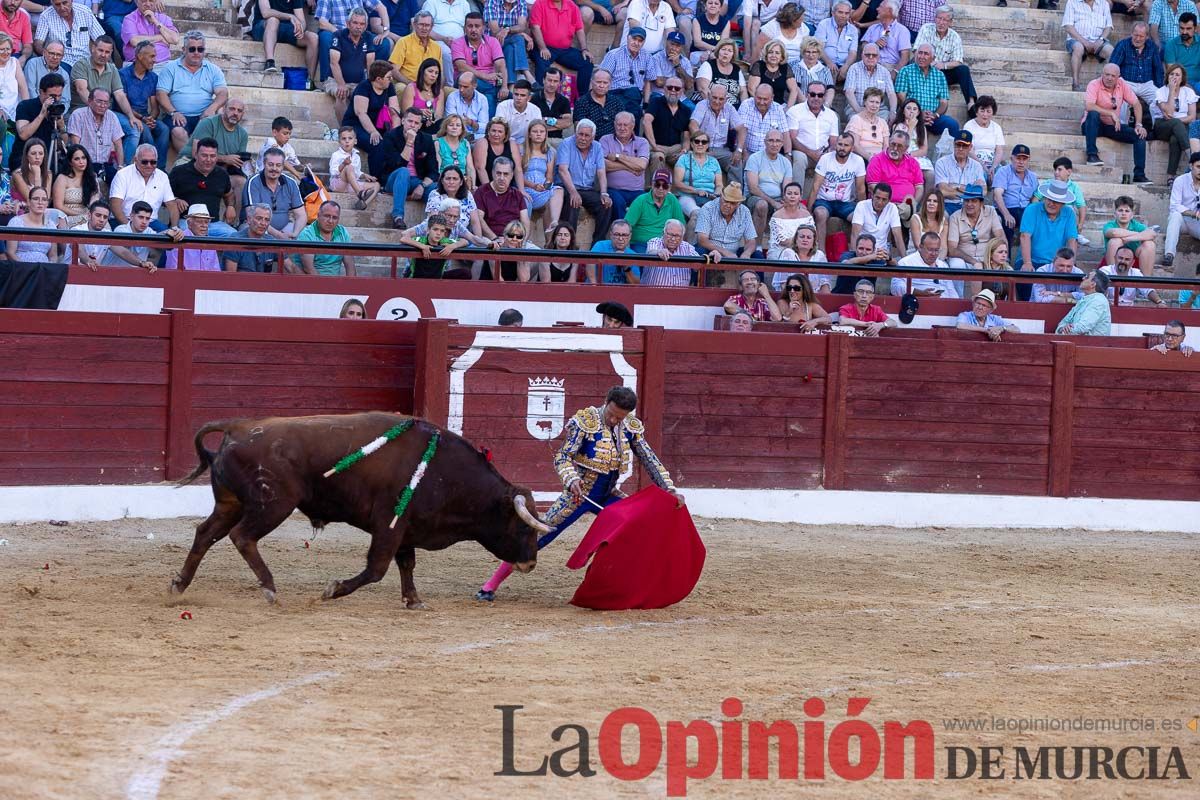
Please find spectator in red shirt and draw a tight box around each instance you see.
[723,269,782,321]
[0,0,32,63]
[530,0,592,93]
[838,279,897,336]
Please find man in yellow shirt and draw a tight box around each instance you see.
[388,9,452,85]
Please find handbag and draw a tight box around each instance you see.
[375,105,394,132]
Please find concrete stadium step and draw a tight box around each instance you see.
[226,85,335,119]
[969,45,1105,88]
[204,38,308,72]
[952,5,1135,46]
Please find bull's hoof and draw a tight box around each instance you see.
[169,575,185,595]
[405,600,429,611]
[474,589,495,602]
[262,587,277,605]
[322,579,340,600]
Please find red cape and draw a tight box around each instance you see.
[566,486,706,610]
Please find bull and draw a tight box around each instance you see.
[172,412,552,607]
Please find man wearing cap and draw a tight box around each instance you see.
[649,30,694,96]
[599,25,654,116]
[955,289,1018,341]
[644,74,690,175]
[696,184,760,264]
[724,269,782,321]
[1031,247,1083,304]
[600,111,651,221]
[621,0,676,54]
[624,169,685,247]
[1055,270,1112,336]
[1081,63,1149,184]
[1018,179,1078,302]
[934,129,986,216]
[589,219,641,283]
[892,230,959,298]
[866,130,923,220]
[838,279,897,336]
[164,204,221,271]
[992,143,1039,248]
[1164,151,1200,267]
[596,300,634,327]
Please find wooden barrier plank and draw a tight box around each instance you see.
[192,387,405,409]
[193,340,414,368]
[847,399,1052,424]
[449,371,628,395]
[0,382,167,406]
[1067,482,1196,501]
[662,436,824,458]
[848,338,1055,366]
[0,310,170,337]
[844,440,1049,464]
[821,333,849,491]
[847,419,1051,444]
[1074,366,1200,392]
[1070,464,1199,487]
[663,329,828,356]
[0,466,164,485]
[192,363,413,388]
[0,358,167,384]
[1075,346,1200,370]
[0,406,160,429]
[665,374,825,399]
[1072,428,1200,450]
[662,415,825,437]
[666,395,825,417]
[672,455,824,475]
[0,334,169,362]
[1072,447,1200,470]
[674,470,823,489]
[447,326,645,351]
[842,474,1047,495]
[1047,341,1076,497]
[844,457,1047,479]
[0,428,164,451]
[846,359,1054,387]
[194,317,417,345]
[0,450,166,468]
[1074,386,1197,411]
[665,352,828,377]
[847,380,1050,406]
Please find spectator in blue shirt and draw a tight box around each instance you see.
[552,119,613,243]
[991,143,1038,249]
[1017,179,1077,301]
[1110,22,1164,114]
[589,219,640,283]
[955,288,1019,340]
[119,41,169,164]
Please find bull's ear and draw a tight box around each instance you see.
[513,495,552,533]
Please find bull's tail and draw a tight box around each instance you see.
[176,421,229,486]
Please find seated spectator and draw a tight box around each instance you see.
[120,41,169,166]
[490,218,547,282]
[52,144,100,225]
[689,83,742,175]
[64,200,112,267]
[541,221,580,281]
[252,0,319,79]
[696,183,760,263]
[862,2,910,76]
[838,278,897,335]
[574,68,621,140]
[1102,194,1157,271]
[934,130,986,216]
[1032,247,1084,304]
[530,0,593,92]
[1113,21,1163,119]
[69,36,137,163]
[625,169,684,249]
[643,76,691,176]
[866,130,922,221]
[759,3,810,66]
[5,185,58,261]
[12,72,66,171]
[690,0,730,68]
[164,204,221,271]
[339,298,366,318]
[0,33,27,123]
[787,79,838,182]
[946,184,1004,295]
[110,142,173,227]
[846,88,889,160]
[589,219,640,284]
[725,269,783,321]
[851,181,905,257]
[451,11,506,115]
[121,0,180,66]
[473,117,524,190]
[1064,0,1115,92]
[551,118,613,242]
[434,114,477,188]
[531,67,571,141]
[181,100,249,211]
[35,0,102,69]
[1166,150,1200,266]
[955,288,1018,341]
[835,231,889,293]
[777,222,832,292]
[816,1,859,82]
[156,31,229,158]
[599,25,653,117]
[104,199,183,269]
[447,72,490,143]
[243,146,305,239]
[400,56,445,136]
[895,43,958,139]
[1164,13,1200,94]
[169,136,237,237]
[415,194,492,247]
[66,86,122,184]
[673,132,724,222]
[1151,319,1193,354]
[1102,245,1167,304]
[222,202,277,272]
[745,128,794,239]
[345,59,403,164]
[810,132,867,248]
[1153,61,1194,177]
[962,95,1004,181]
[1083,63,1149,183]
[399,211,467,277]
[695,38,746,101]
[253,115,300,183]
[893,230,958,297]
[494,79,542,146]
[728,309,755,331]
[294,199,355,276]
[992,143,1038,248]
[326,8,375,124]
[331,126,381,208]
[1019,180,1079,288]
[484,0,532,87]
[913,5,975,114]
[893,96,933,186]
[908,188,947,259]
[844,43,897,122]
[374,106,438,229]
[24,39,68,94]
[0,0,32,65]
[1055,270,1111,335]
[1034,157,1089,246]
[389,10,451,87]
[11,135,49,203]
[620,0,676,54]
[424,164,480,228]
[650,30,695,96]
[497,307,524,326]
[897,0,936,34]
[767,181,815,260]
[980,235,1014,300]
[474,155,530,241]
[643,218,705,286]
[748,41,800,109]
[793,37,836,109]
[777,272,833,328]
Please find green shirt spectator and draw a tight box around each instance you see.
[624,175,685,245]
[293,202,355,276]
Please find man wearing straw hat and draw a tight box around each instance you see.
[955,288,1019,341]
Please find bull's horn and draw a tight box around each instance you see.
[514,495,553,533]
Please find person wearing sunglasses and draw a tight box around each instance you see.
[776,273,832,329]
[625,169,684,249]
[490,219,548,282]
[673,128,723,222]
[786,77,838,183]
[156,30,229,159]
[644,75,691,177]
[946,184,1003,298]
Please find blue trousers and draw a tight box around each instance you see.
[928,113,960,139]
[318,30,335,82]
[1081,110,1146,174]
[387,168,414,219]
[477,78,499,118]
[608,187,642,221]
[501,34,528,83]
[534,47,593,95]
[117,113,171,166]
[537,470,621,549]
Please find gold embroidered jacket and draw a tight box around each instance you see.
[553,406,676,492]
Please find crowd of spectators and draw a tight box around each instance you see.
[0,0,1189,334]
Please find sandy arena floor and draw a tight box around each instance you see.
[0,514,1198,799]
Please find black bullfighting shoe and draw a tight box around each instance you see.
[475,589,496,602]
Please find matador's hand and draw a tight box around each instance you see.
[569,480,583,501]
[672,491,686,508]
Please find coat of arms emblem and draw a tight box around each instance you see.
[526,377,565,439]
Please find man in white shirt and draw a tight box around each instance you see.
[1101,245,1167,305]
[809,132,866,250]
[787,79,839,186]
[1063,0,1114,91]
[109,142,175,228]
[1165,152,1200,267]
[892,230,958,297]
[493,78,543,144]
[851,182,904,258]
[620,0,676,53]
[65,200,112,267]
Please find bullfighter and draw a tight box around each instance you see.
[475,385,685,601]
